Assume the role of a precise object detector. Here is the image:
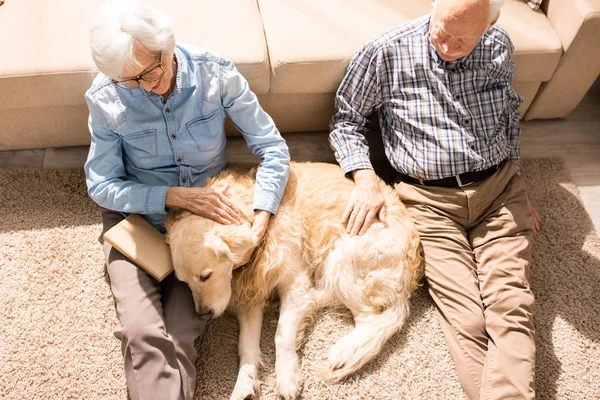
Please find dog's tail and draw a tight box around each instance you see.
[322,296,410,382]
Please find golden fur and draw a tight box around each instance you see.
[166,162,423,400]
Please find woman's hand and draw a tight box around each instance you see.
[234,210,271,269]
[344,169,387,236]
[166,184,242,225]
[250,210,271,240]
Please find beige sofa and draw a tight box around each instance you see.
[0,0,598,151]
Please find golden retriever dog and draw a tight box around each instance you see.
[165,162,423,400]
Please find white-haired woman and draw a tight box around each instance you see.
[84,1,290,399]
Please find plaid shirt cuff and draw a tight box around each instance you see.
[338,153,374,178]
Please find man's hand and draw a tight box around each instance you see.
[529,200,541,235]
[166,184,242,225]
[343,169,387,236]
[234,210,271,269]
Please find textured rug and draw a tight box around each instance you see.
[1,159,599,399]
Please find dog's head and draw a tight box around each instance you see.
[166,214,258,319]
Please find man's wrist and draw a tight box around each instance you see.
[352,168,378,185]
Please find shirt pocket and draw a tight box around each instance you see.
[121,129,158,159]
[185,110,225,154]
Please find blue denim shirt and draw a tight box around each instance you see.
[84,44,290,231]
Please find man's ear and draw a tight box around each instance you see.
[489,14,500,28]
[220,224,259,265]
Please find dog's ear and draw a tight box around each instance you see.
[220,224,259,265]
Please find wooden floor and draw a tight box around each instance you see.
[2,80,599,234]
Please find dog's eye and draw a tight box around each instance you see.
[199,272,212,282]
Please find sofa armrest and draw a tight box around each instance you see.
[525,0,600,119]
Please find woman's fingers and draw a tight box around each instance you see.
[182,187,241,225]
[217,191,242,221]
[214,206,239,224]
[195,187,242,224]
[209,211,233,225]
[217,200,242,224]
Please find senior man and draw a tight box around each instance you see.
[330,0,540,398]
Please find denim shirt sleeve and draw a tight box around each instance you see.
[84,91,169,215]
[220,60,290,214]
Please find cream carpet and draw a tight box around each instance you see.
[1,159,599,399]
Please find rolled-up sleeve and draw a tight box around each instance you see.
[220,60,290,214]
[329,44,383,176]
[84,92,169,214]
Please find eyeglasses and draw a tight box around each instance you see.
[112,57,165,89]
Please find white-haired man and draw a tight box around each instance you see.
[85,1,290,399]
[330,0,539,398]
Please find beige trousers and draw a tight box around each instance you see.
[396,161,535,400]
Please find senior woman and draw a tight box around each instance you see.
[84,1,290,399]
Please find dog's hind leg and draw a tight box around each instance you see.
[275,270,315,400]
[320,240,412,382]
[230,305,263,400]
[324,299,409,382]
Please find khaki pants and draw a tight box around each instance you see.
[396,162,535,400]
[101,210,206,400]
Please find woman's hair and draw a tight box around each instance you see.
[90,0,175,79]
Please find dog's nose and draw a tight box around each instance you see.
[197,309,213,320]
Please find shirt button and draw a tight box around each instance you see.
[165,108,171,113]
[464,119,471,125]
[454,94,461,101]
[177,157,182,162]
[182,178,187,183]
[171,134,177,139]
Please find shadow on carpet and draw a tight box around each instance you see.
[0,159,598,399]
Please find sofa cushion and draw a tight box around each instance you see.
[259,0,563,94]
[525,0,543,10]
[0,0,270,112]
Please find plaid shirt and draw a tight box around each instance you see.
[329,15,523,180]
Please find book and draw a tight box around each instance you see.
[103,214,174,281]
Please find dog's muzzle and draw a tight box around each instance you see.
[197,310,213,320]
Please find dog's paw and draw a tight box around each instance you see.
[230,376,257,400]
[230,387,255,400]
[276,369,303,400]
[327,335,356,371]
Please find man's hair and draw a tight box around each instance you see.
[489,0,505,22]
[90,0,175,80]
[433,0,505,24]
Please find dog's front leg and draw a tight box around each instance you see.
[230,305,263,400]
[275,273,314,400]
